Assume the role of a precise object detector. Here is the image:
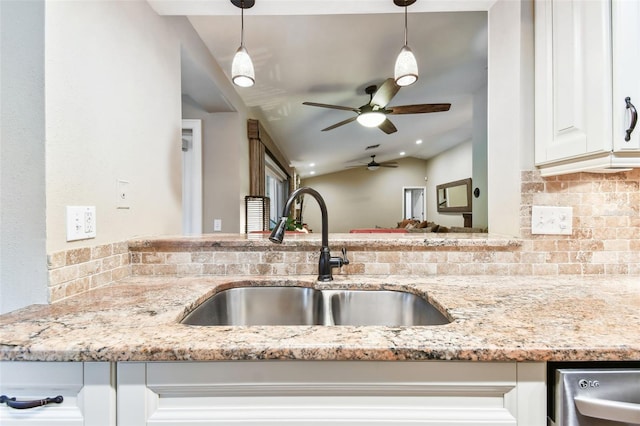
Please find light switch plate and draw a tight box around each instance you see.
[116,179,130,209]
[66,206,97,241]
[531,206,573,235]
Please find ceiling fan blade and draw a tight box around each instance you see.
[370,78,400,108]
[321,116,357,131]
[303,101,360,113]
[387,103,452,114]
[380,164,399,168]
[378,118,398,134]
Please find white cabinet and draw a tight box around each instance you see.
[0,362,115,425]
[612,0,640,151]
[534,0,640,176]
[116,361,546,426]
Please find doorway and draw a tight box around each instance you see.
[403,187,426,221]
[181,119,203,234]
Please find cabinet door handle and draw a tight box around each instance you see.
[625,97,637,142]
[0,394,63,409]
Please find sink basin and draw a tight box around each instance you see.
[328,290,450,326]
[181,286,450,327]
[181,287,323,326]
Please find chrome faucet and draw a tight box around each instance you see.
[269,187,349,281]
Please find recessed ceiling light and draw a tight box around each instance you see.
[399,151,406,156]
[309,171,316,175]
[416,139,423,144]
[309,163,315,167]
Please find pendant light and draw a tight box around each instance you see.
[231,0,255,88]
[394,0,418,87]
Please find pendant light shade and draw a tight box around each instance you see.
[231,0,255,88]
[394,0,418,87]
[394,44,418,87]
[232,45,255,87]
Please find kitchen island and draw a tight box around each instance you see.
[1,274,639,362]
[1,234,639,425]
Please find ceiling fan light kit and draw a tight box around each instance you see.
[393,0,418,87]
[303,77,451,134]
[231,0,255,88]
[357,110,386,127]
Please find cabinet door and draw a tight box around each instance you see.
[535,0,613,164]
[612,0,640,151]
[0,362,115,426]
[118,361,522,425]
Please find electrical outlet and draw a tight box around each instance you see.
[213,219,222,231]
[66,206,97,241]
[531,206,573,235]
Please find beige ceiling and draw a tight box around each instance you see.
[150,1,488,177]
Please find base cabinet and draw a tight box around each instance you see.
[0,362,115,426]
[117,361,546,426]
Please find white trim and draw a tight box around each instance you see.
[402,186,427,221]
[181,119,203,234]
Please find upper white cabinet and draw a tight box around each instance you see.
[535,0,640,176]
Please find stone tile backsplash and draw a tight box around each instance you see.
[48,169,640,302]
[48,241,130,303]
[520,169,640,275]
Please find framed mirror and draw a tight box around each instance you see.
[436,178,472,213]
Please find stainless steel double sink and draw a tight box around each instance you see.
[181,286,450,326]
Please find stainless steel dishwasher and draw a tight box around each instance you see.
[548,363,640,425]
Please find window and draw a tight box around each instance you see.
[265,154,289,228]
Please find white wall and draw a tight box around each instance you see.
[472,85,488,228]
[425,141,473,227]
[301,157,429,233]
[0,0,48,313]
[45,0,183,252]
[175,17,252,234]
[182,100,248,233]
[1,0,255,313]
[487,0,532,236]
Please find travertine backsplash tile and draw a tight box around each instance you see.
[48,169,639,302]
[48,240,131,303]
[521,169,640,275]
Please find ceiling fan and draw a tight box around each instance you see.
[303,78,451,134]
[350,155,399,171]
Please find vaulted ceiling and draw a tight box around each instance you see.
[150,1,488,177]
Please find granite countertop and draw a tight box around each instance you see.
[127,232,523,251]
[1,274,639,362]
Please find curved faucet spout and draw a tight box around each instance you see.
[268,187,347,281]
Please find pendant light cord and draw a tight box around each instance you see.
[403,5,408,46]
[240,3,245,47]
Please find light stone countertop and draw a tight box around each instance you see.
[1,274,639,362]
[128,232,522,252]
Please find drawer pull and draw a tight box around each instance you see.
[625,97,637,142]
[0,394,63,409]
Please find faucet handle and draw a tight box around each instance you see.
[329,247,350,271]
[341,247,350,265]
